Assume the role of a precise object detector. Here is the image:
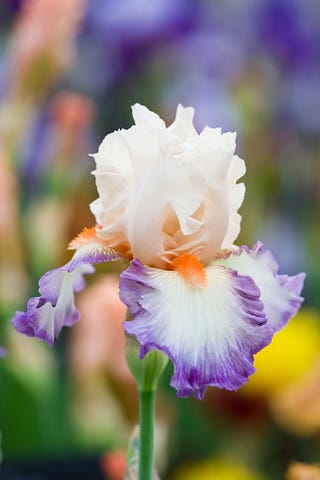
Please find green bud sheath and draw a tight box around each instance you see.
[125,335,168,392]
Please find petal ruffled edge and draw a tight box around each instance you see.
[214,242,306,332]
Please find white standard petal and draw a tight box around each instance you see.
[214,243,305,332]
[221,154,246,248]
[91,104,247,267]
[90,130,132,247]
[120,258,272,399]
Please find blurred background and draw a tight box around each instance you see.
[0,0,320,479]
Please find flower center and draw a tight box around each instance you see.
[172,254,207,289]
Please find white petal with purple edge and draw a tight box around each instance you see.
[120,259,273,399]
[12,234,121,346]
[214,243,305,332]
[12,267,87,346]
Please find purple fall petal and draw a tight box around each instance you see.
[120,259,273,399]
[11,236,120,346]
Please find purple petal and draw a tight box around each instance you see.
[120,259,273,399]
[12,297,63,347]
[12,286,81,347]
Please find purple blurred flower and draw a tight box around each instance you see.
[20,92,94,192]
[278,70,320,134]
[70,0,196,93]
[162,75,240,132]
[20,108,53,191]
[255,0,319,71]
[84,0,194,44]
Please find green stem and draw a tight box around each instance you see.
[138,390,156,480]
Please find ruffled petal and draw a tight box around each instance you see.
[12,228,120,346]
[214,243,305,332]
[120,259,272,399]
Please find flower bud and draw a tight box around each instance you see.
[125,336,168,392]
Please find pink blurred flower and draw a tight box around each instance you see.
[68,275,133,387]
[7,0,86,94]
[286,461,320,480]
[51,92,94,132]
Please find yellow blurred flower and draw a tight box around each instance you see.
[171,457,265,480]
[241,309,320,397]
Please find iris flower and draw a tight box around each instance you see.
[12,104,305,399]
